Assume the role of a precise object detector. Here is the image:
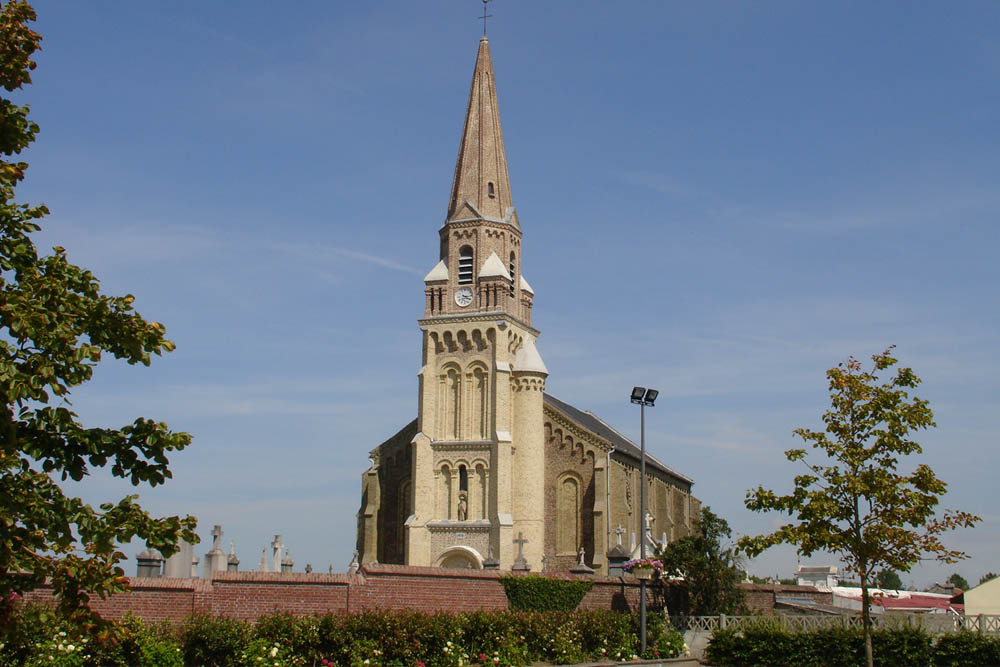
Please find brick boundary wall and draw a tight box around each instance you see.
[22,565,799,623]
[739,583,834,614]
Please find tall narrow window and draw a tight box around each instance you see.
[557,474,581,555]
[487,182,495,198]
[438,465,452,520]
[458,246,473,284]
[471,365,488,438]
[459,465,468,492]
[509,252,516,297]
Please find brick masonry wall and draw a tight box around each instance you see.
[740,583,834,615]
[21,564,659,623]
[543,421,598,574]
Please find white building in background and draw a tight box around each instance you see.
[795,565,839,589]
[964,576,1000,616]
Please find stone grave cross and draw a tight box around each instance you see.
[512,531,530,571]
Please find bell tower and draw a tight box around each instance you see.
[406,36,547,570]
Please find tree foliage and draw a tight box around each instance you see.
[875,569,902,590]
[979,572,998,587]
[0,1,196,621]
[656,506,745,615]
[738,347,978,667]
[946,573,969,591]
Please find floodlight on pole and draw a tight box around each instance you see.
[629,385,658,655]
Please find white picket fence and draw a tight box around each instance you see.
[669,613,1000,636]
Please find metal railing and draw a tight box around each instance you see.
[669,613,1000,636]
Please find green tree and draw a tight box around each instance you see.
[738,348,979,667]
[946,573,969,590]
[656,506,745,615]
[875,569,902,590]
[979,572,998,586]
[0,1,196,622]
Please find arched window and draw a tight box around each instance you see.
[458,246,473,284]
[471,364,489,439]
[475,463,488,520]
[557,473,581,555]
[438,465,452,520]
[487,182,495,198]
[439,366,461,440]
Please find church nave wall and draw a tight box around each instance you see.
[542,419,602,575]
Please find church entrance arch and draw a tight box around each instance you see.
[435,546,483,569]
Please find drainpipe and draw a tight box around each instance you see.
[606,447,615,561]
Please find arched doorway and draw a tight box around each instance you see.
[435,546,483,569]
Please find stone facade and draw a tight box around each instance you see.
[357,36,699,575]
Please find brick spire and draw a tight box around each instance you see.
[446,37,518,228]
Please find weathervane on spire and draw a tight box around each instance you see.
[480,0,494,37]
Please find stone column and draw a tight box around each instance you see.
[406,431,434,566]
[591,460,608,574]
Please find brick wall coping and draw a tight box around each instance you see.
[739,582,825,593]
[208,571,355,584]
[358,562,629,583]
[107,577,209,592]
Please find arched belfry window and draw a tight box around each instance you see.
[487,182,496,199]
[458,246,473,284]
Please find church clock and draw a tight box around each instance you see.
[455,286,474,307]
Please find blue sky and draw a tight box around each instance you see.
[16,1,998,588]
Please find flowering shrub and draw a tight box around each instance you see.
[98,613,184,667]
[180,613,253,666]
[2,603,692,666]
[623,557,663,573]
[22,629,90,667]
[241,639,305,667]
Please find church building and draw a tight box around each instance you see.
[357,36,700,576]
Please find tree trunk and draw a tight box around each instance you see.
[861,575,874,667]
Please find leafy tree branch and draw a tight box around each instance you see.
[0,0,197,624]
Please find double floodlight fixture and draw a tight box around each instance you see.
[630,386,658,406]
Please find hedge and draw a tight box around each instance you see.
[0,603,685,666]
[706,627,1000,667]
[498,574,593,612]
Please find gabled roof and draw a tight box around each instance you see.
[519,275,534,295]
[424,259,448,282]
[479,251,511,280]
[543,393,693,488]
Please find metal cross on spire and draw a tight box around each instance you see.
[480,0,494,37]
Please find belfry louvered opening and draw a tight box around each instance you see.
[509,252,516,297]
[458,246,474,284]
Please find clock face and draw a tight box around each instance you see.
[455,286,474,307]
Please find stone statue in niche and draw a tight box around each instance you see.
[578,546,586,566]
[457,491,468,521]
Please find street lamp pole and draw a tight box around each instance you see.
[630,386,658,656]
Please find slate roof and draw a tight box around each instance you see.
[543,393,693,489]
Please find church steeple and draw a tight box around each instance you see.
[447,36,518,228]
[426,36,532,324]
